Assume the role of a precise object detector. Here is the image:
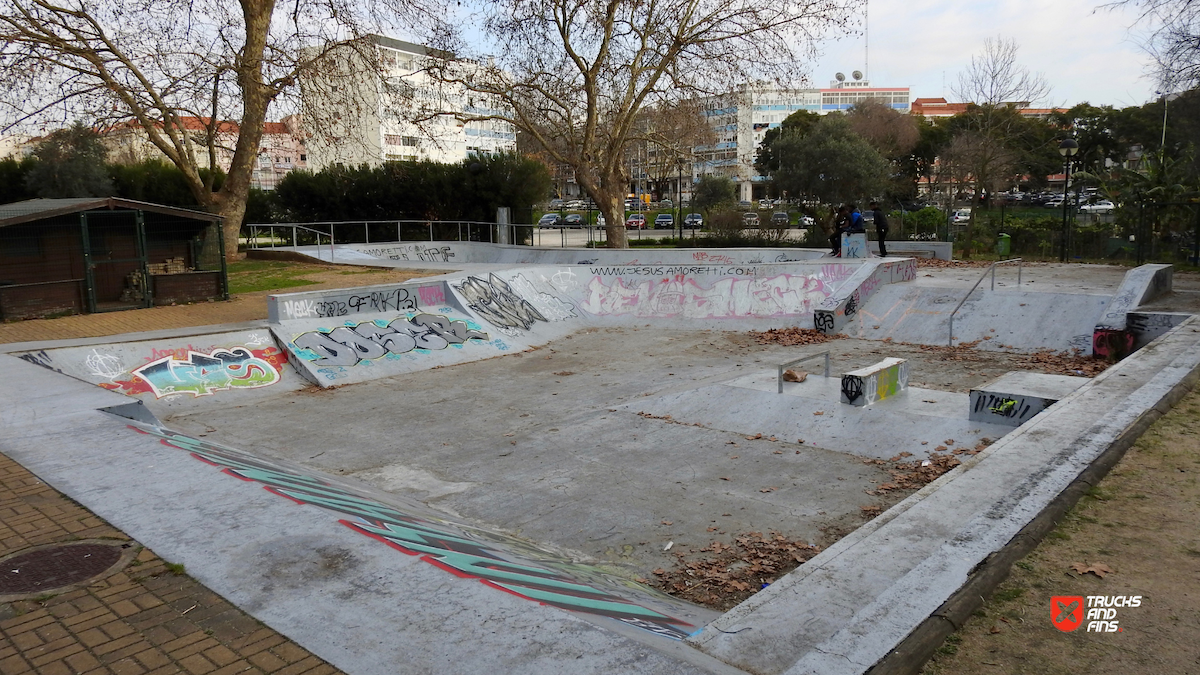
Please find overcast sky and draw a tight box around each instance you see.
[807,0,1162,108]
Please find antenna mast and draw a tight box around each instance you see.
[864,1,869,79]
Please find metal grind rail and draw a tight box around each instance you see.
[777,350,831,393]
[948,258,1023,346]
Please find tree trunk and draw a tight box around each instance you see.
[598,190,628,248]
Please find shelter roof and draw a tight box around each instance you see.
[0,198,222,228]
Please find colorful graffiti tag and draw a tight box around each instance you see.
[99,347,286,398]
[581,273,829,319]
[127,424,698,640]
[292,313,488,367]
[455,273,550,334]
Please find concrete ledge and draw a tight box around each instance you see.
[689,317,1200,675]
[1093,264,1173,359]
[968,372,1088,427]
[867,318,1200,675]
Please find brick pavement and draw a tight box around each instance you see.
[0,452,347,675]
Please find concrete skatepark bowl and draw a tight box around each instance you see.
[3,243,1199,675]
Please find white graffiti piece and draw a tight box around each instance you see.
[293,313,488,367]
[245,333,270,347]
[455,274,548,335]
[507,274,576,323]
[581,273,830,318]
[85,349,125,380]
[547,268,579,292]
[283,299,317,319]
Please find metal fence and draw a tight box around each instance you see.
[242,219,629,251]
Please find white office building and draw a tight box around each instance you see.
[696,77,910,201]
[302,36,516,171]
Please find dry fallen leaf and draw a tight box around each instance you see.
[1070,562,1113,578]
[813,411,824,416]
[989,625,1001,634]
[782,369,808,383]
[661,520,673,525]
[719,477,731,481]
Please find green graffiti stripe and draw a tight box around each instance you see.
[490,582,673,619]
[130,423,693,638]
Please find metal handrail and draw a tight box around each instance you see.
[948,258,1023,346]
[777,350,831,394]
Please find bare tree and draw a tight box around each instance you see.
[629,100,715,202]
[1111,0,1200,89]
[431,0,858,247]
[0,0,438,260]
[948,37,1051,255]
[953,37,1050,107]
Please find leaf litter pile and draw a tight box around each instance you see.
[651,532,821,610]
[861,439,992,496]
[748,327,844,346]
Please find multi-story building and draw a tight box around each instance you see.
[101,115,307,190]
[696,78,911,201]
[301,36,515,171]
[911,97,1063,120]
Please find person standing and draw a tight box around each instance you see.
[870,201,889,257]
[829,205,849,256]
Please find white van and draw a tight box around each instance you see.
[951,208,972,224]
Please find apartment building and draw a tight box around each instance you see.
[301,36,515,171]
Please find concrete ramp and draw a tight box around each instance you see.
[843,285,1108,353]
[10,328,300,415]
[271,261,888,387]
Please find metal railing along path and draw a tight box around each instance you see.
[948,258,1023,346]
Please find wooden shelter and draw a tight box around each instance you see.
[0,198,227,320]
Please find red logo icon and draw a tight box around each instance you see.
[1051,596,1084,632]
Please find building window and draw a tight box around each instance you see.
[299,154,306,162]
[402,136,418,146]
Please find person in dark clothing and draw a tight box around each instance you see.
[870,201,889,257]
[829,205,849,256]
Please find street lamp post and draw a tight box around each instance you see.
[1058,138,1079,262]
[676,158,685,242]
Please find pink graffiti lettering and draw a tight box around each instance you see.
[692,252,734,265]
[418,284,446,307]
[147,344,218,363]
[582,273,829,318]
[819,263,858,284]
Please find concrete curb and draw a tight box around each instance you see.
[864,319,1200,675]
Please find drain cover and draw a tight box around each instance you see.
[0,543,123,594]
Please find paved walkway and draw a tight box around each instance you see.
[0,452,346,675]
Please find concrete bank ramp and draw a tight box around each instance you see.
[843,284,1108,353]
[0,354,731,675]
[270,260,903,387]
[9,328,301,415]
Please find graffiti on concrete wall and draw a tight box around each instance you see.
[969,392,1047,426]
[131,348,280,398]
[97,346,287,398]
[292,313,488,367]
[505,274,576,323]
[280,288,420,321]
[128,424,698,640]
[581,273,829,319]
[359,244,457,262]
[418,284,446,308]
[17,350,62,373]
[455,274,550,334]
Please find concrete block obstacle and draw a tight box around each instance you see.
[840,357,908,406]
[841,232,868,258]
[1094,263,1173,360]
[1128,311,1192,351]
[968,371,1089,427]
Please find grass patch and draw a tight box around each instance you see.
[165,562,186,576]
[991,587,1025,603]
[226,260,323,294]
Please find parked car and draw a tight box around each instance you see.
[625,214,647,229]
[548,199,565,209]
[564,214,584,227]
[799,215,815,228]
[742,212,760,226]
[659,199,673,209]
[683,213,703,229]
[950,208,972,224]
[738,200,753,209]
[771,212,790,227]
[596,214,605,228]
[1078,200,1116,214]
[758,199,772,210]
[538,213,563,227]
[654,213,674,229]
